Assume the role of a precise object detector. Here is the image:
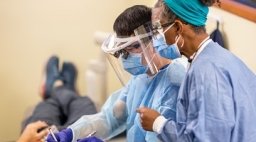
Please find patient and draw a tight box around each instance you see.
[20,55,97,139]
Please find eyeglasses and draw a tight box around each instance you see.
[152,21,174,35]
[161,21,173,28]
[113,49,129,59]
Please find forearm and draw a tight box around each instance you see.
[154,116,191,142]
[153,116,178,142]
[157,115,234,142]
[68,113,111,141]
[157,120,178,142]
[69,94,127,141]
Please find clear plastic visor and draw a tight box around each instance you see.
[101,31,161,86]
[101,33,152,55]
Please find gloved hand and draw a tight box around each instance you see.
[47,128,73,142]
[77,136,103,142]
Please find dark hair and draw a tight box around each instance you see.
[113,5,152,37]
[162,0,220,34]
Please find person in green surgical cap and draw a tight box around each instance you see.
[137,0,256,141]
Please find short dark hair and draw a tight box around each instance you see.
[113,5,152,37]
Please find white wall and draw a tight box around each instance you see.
[207,7,256,73]
[0,0,154,141]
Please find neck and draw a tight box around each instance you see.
[146,56,171,76]
[184,33,208,58]
[157,56,171,69]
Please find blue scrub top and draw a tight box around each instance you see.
[158,41,256,142]
[69,59,186,142]
[120,59,186,142]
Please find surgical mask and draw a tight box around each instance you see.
[121,53,148,75]
[153,35,181,59]
[153,23,181,59]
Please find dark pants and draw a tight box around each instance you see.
[22,86,97,132]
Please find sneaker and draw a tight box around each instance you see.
[41,55,60,99]
[60,62,77,91]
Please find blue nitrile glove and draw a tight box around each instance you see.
[77,136,103,142]
[47,128,73,142]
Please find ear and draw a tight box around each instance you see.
[174,20,184,34]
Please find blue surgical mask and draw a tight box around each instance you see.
[122,53,148,75]
[153,34,181,59]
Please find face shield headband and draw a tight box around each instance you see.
[101,32,153,55]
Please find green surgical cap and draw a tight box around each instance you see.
[164,0,209,26]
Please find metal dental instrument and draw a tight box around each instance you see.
[49,128,58,142]
[86,131,97,138]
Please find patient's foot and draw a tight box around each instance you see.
[60,62,77,92]
[40,55,60,99]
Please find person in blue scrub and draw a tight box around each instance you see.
[137,0,256,142]
[47,5,186,142]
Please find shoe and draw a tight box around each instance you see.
[41,55,60,99]
[60,62,77,91]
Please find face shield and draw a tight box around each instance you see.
[133,22,162,76]
[101,23,165,85]
[101,32,152,55]
[101,33,151,85]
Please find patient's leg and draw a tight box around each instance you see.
[21,97,63,132]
